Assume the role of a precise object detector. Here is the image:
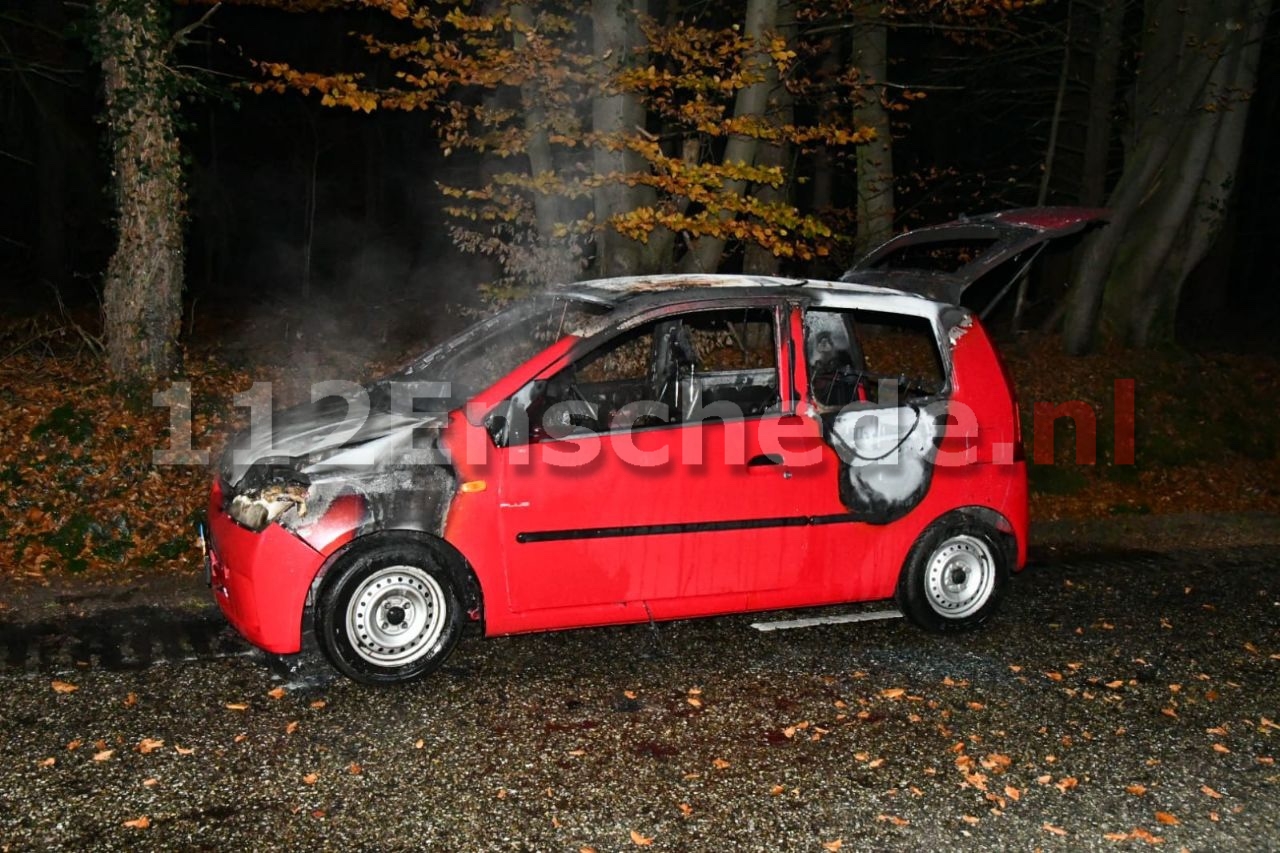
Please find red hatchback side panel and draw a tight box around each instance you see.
[946,317,1029,566]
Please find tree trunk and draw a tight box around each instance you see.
[1079,0,1126,206]
[808,44,842,213]
[590,0,659,277]
[679,0,779,273]
[511,4,561,247]
[850,3,893,256]
[1060,0,1258,353]
[1128,0,1270,344]
[98,0,185,382]
[743,4,796,276]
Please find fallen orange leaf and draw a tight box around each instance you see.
[1126,784,1147,796]
[93,749,114,762]
[302,773,318,785]
[138,738,164,754]
[122,816,150,830]
[51,680,78,694]
[1042,823,1067,836]
[629,829,653,846]
[712,758,730,769]
[822,840,843,851]
[1154,811,1179,826]
[267,687,287,700]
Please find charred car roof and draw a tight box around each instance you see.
[554,273,932,307]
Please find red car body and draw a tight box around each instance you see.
[204,207,1105,683]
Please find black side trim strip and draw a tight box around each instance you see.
[516,512,861,544]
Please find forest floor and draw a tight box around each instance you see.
[1,309,1278,583]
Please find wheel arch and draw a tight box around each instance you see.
[307,529,484,620]
[913,506,1019,576]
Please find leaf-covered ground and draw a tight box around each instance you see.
[1005,336,1280,522]
[1,329,1277,582]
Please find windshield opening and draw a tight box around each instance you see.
[376,296,613,406]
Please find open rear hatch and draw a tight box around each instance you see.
[842,206,1110,312]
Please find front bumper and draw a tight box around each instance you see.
[206,480,327,655]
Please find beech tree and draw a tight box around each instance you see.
[95,0,187,381]
[1063,0,1272,351]
[231,0,1036,299]
[247,0,1012,291]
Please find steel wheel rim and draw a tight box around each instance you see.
[346,566,446,667]
[923,535,995,619]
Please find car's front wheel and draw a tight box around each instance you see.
[896,518,1010,632]
[317,541,464,684]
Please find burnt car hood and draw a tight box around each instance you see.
[220,393,446,489]
[842,206,1110,305]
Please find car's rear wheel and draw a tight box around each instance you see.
[317,541,464,684]
[896,518,1009,632]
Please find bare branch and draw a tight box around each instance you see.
[168,2,221,52]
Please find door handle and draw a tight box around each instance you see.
[746,453,784,467]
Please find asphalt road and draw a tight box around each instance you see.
[1,546,1278,851]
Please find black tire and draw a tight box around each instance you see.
[896,518,1010,632]
[317,540,464,685]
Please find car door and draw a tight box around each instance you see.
[491,302,825,620]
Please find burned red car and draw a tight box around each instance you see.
[204,207,1106,684]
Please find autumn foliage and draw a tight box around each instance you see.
[236,0,1032,291]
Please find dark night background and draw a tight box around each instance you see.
[2,1,1278,352]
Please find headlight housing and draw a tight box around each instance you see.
[225,471,310,532]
